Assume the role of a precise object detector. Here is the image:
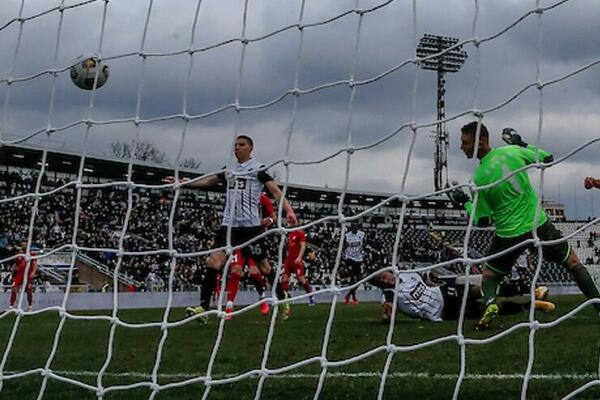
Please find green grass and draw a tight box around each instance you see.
[0,295,599,399]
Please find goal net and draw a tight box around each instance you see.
[1,0,600,399]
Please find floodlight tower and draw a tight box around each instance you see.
[416,34,468,191]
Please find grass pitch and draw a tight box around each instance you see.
[0,295,599,399]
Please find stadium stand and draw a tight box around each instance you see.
[1,144,598,294]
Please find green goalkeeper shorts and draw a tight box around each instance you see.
[485,220,570,276]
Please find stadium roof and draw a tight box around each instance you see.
[1,143,454,210]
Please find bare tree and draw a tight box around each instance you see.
[178,157,202,170]
[111,139,167,164]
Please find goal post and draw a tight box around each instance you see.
[0,1,600,399]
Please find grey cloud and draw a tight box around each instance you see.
[1,0,600,219]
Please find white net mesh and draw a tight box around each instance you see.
[1,0,600,399]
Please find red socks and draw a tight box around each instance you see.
[226,272,241,303]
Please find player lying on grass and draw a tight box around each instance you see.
[447,122,600,329]
[370,270,554,323]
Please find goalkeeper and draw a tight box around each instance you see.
[447,121,600,330]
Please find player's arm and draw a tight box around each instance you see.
[163,173,220,188]
[263,180,298,225]
[446,182,492,227]
[382,301,393,321]
[501,128,553,163]
[519,144,553,164]
[295,233,306,264]
[261,193,277,227]
[381,289,395,321]
[464,191,492,227]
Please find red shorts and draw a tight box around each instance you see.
[12,273,34,289]
[231,249,257,269]
[283,260,305,278]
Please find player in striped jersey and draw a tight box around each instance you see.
[166,135,297,323]
[342,224,366,304]
[371,270,555,323]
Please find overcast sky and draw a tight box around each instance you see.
[1,0,599,219]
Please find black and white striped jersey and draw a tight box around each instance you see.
[344,230,365,262]
[390,272,444,322]
[217,158,273,227]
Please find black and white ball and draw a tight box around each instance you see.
[70,54,109,90]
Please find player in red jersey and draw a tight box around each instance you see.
[279,222,315,320]
[223,192,277,317]
[9,243,38,311]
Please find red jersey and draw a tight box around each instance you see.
[285,230,306,264]
[15,253,37,276]
[13,252,37,288]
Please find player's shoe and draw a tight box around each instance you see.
[534,300,556,313]
[308,296,316,306]
[535,286,549,301]
[281,304,291,320]
[281,292,291,320]
[260,301,270,316]
[474,303,499,330]
[185,306,208,325]
[27,305,32,312]
[281,302,291,320]
[224,301,234,320]
[350,299,359,305]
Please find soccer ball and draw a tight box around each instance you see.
[70,54,109,90]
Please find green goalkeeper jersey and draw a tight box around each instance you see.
[465,144,552,238]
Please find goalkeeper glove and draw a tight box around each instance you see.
[445,182,470,209]
[501,127,528,147]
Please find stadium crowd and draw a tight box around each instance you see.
[1,169,599,292]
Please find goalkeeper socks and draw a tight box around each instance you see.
[9,291,16,307]
[281,279,289,292]
[480,274,501,306]
[200,268,218,309]
[570,263,600,311]
[226,271,241,303]
[27,289,32,306]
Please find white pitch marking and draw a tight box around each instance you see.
[5,370,597,381]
